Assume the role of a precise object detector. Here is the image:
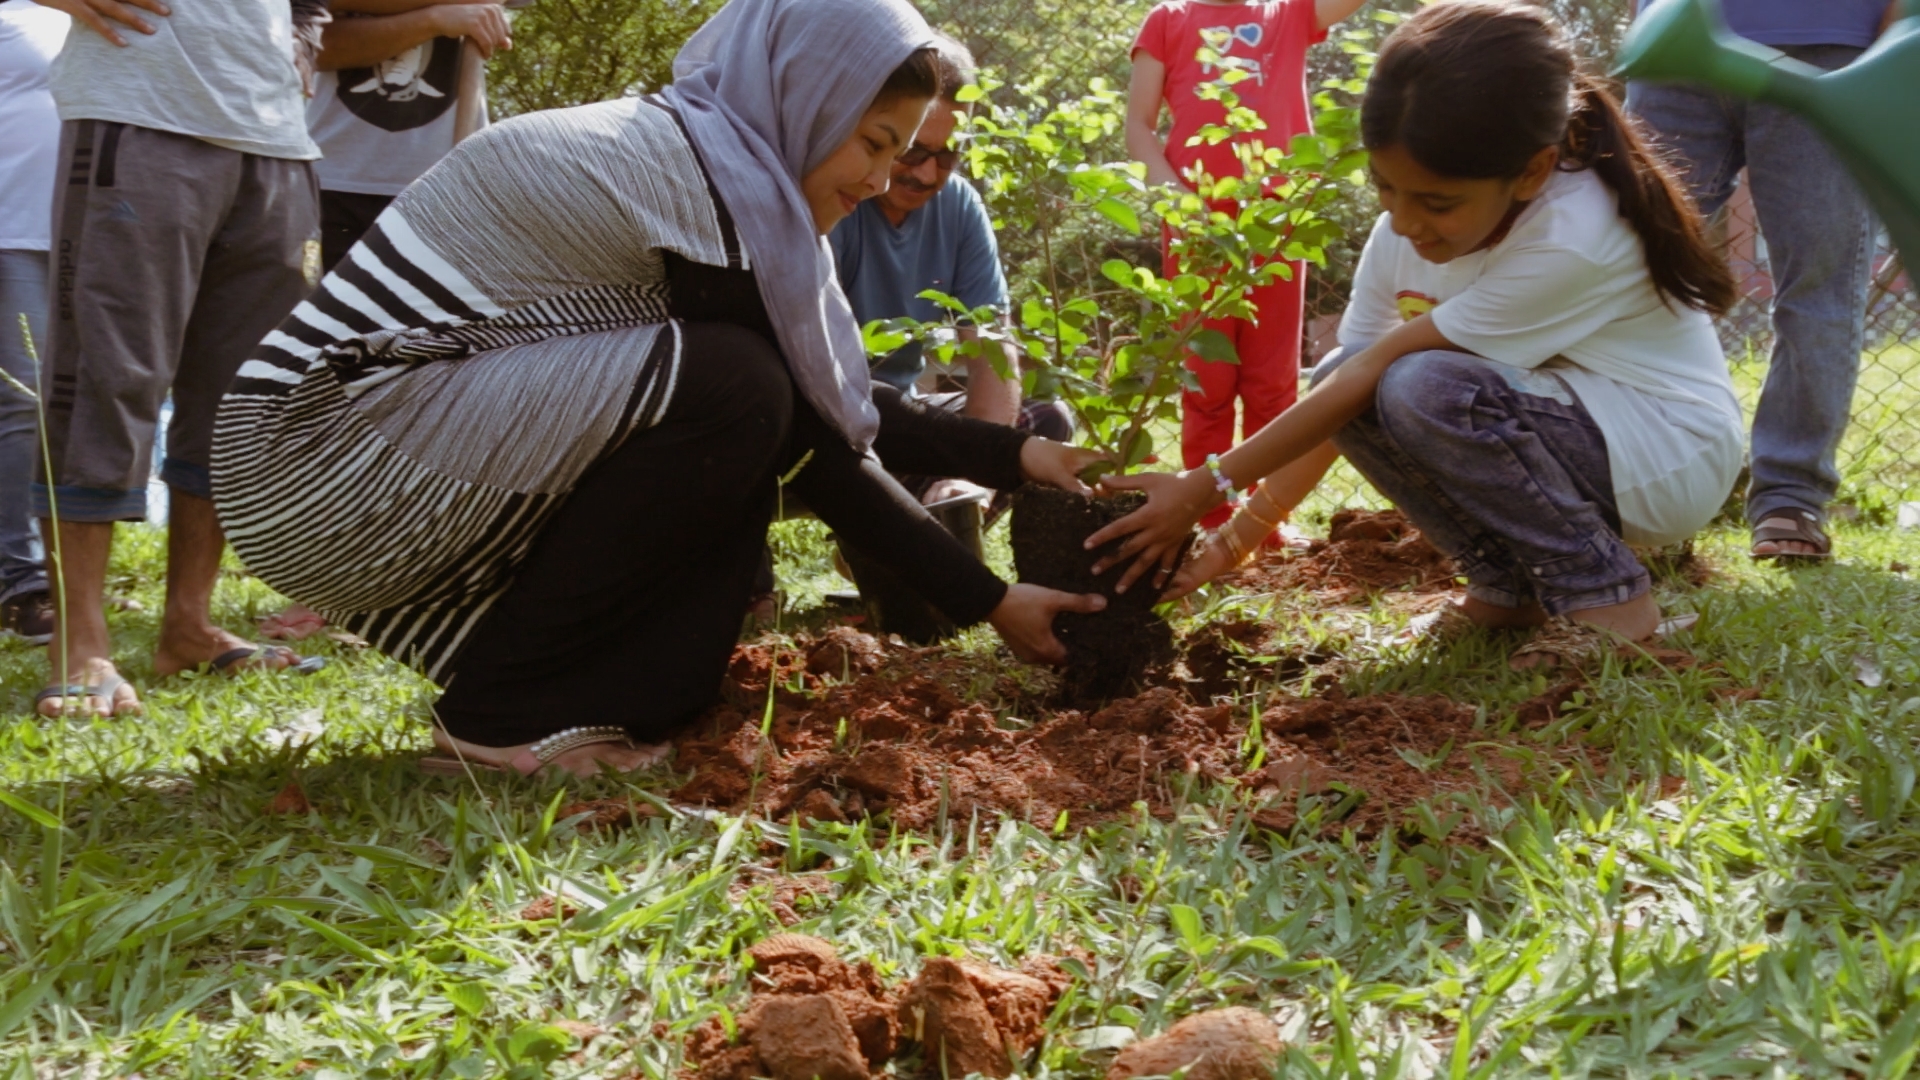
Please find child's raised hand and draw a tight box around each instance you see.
[1085,468,1216,593]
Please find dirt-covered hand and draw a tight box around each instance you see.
[434,3,511,56]
[1085,469,1215,593]
[1160,532,1233,601]
[988,583,1107,665]
[1019,438,1110,497]
[37,0,169,46]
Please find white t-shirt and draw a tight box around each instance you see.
[49,0,319,160]
[308,34,474,196]
[0,4,67,251]
[1338,168,1743,547]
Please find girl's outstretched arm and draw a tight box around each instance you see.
[1088,313,1457,591]
[1315,0,1368,31]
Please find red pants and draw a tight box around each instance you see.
[1164,241,1306,528]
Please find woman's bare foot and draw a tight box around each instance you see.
[1510,593,1662,671]
[259,603,327,641]
[39,654,143,719]
[430,728,671,779]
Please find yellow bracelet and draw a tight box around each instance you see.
[1217,525,1251,568]
[1240,496,1283,533]
[1248,485,1288,528]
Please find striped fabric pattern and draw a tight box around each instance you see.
[212,97,741,681]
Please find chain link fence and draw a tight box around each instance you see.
[490,0,1917,520]
[922,0,1918,522]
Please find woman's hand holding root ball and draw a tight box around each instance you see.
[1084,468,1219,594]
[1019,437,1111,495]
[989,583,1107,665]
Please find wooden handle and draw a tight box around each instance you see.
[453,38,486,143]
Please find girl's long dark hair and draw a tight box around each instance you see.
[1361,1,1734,315]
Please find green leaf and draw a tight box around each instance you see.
[0,791,61,830]
[0,969,57,1041]
[1093,196,1141,235]
[445,981,488,1018]
[1187,327,1240,365]
[1168,903,1204,950]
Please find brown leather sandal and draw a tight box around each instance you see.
[1750,510,1832,565]
[418,726,639,777]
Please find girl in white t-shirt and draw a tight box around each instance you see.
[1089,0,1742,667]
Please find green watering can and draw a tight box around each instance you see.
[1615,0,1920,264]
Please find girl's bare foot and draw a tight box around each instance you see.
[1510,593,1662,671]
[429,727,671,779]
[1459,595,1550,630]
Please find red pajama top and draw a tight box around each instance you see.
[1133,0,1325,187]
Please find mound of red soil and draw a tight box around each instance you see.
[670,632,1589,841]
[1227,509,1455,600]
[684,935,900,1080]
[898,956,1066,1078]
[1108,1008,1283,1080]
[682,936,1068,1080]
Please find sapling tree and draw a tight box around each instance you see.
[865,56,1367,479]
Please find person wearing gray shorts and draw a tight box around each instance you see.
[30,0,328,717]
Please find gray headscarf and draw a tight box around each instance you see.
[662,0,936,452]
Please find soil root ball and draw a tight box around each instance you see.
[1009,484,1190,704]
[747,995,870,1080]
[1106,1007,1284,1080]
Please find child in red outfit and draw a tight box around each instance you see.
[1127,0,1364,529]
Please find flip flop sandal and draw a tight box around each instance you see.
[35,674,140,717]
[418,725,643,778]
[211,645,328,676]
[1750,510,1832,565]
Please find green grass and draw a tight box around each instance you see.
[5,509,1920,1076]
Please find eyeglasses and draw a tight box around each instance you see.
[897,145,961,171]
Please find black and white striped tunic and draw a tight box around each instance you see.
[212,97,746,681]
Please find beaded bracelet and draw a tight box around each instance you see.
[1203,453,1246,509]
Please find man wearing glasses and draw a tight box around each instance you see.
[829,35,1071,507]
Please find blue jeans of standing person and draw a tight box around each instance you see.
[1315,348,1650,615]
[1627,44,1875,532]
[0,249,49,607]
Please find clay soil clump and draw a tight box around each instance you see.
[1107,1008,1283,1080]
[671,631,1590,841]
[683,935,1068,1080]
[1228,509,1455,601]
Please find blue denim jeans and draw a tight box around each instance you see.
[1317,349,1649,616]
[0,249,49,605]
[1627,44,1875,529]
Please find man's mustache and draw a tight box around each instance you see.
[891,175,939,193]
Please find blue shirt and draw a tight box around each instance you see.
[829,178,1009,391]
[1635,0,1886,48]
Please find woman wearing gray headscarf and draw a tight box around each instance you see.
[210,0,1107,776]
